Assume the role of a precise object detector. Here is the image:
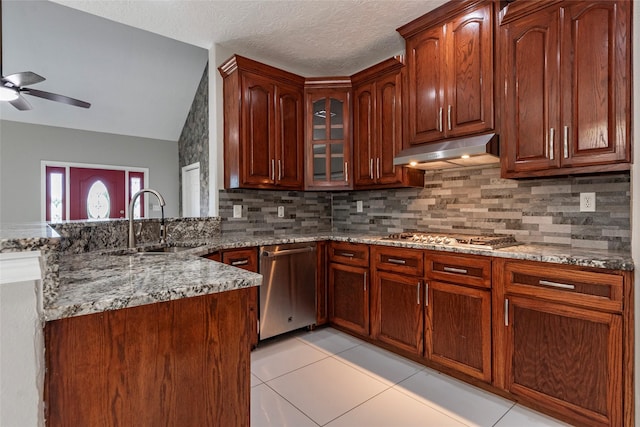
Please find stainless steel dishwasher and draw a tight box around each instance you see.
[259,242,317,340]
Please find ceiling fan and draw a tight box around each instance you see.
[0,0,90,110]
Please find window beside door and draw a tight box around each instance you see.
[43,162,148,222]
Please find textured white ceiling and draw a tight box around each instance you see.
[1,0,447,140]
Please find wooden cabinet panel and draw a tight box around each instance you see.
[504,296,622,426]
[328,241,369,268]
[219,55,304,190]
[328,262,369,336]
[427,251,491,289]
[400,1,494,146]
[316,241,329,325]
[45,289,252,427]
[372,245,423,276]
[500,1,630,177]
[353,82,375,186]
[371,271,423,355]
[425,280,491,382]
[222,248,259,347]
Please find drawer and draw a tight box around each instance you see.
[203,251,221,262]
[427,252,491,289]
[222,247,258,272]
[372,246,423,276]
[329,242,369,267]
[502,260,624,313]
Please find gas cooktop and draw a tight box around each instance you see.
[383,232,519,250]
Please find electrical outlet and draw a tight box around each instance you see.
[580,192,596,212]
[277,206,284,218]
[232,205,242,218]
[356,200,363,213]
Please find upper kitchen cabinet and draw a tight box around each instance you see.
[304,79,353,190]
[398,0,494,145]
[219,55,305,190]
[351,57,424,189]
[500,1,631,178]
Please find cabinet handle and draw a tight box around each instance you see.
[417,282,421,305]
[339,252,355,258]
[387,258,407,265]
[504,299,509,326]
[345,162,349,183]
[447,105,452,130]
[424,282,429,306]
[549,128,555,161]
[563,126,569,159]
[363,271,367,292]
[370,158,374,180]
[438,107,443,132]
[278,159,282,180]
[443,266,468,274]
[231,259,249,266]
[539,279,575,290]
[271,159,275,181]
[376,158,380,179]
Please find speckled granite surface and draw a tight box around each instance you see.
[1,222,634,321]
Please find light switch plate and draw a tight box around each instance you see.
[277,206,284,218]
[356,201,363,213]
[233,205,242,218]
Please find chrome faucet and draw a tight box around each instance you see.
[128,188,166,249]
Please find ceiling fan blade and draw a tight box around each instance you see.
[23,88,90,108]
[9,93,32,111]
[3,71,46,87]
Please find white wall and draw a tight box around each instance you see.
[0,120,179,223]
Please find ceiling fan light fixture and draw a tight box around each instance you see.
[0,86,19,102]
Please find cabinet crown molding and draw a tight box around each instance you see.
[218,54,305,85]
[397,0,492,39]
[350,56,404,86]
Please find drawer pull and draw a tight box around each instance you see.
[443,266,468,274]
[339,252,355,258]
[231,259,249,266]
[504,299,509,326]
[539,280,575,290]
[387,258,407,265]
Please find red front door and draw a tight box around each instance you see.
[69,168,126,220]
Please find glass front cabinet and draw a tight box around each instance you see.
[305,80,352,190]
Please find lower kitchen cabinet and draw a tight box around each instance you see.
[221,248,259,347]
[328,262,369,336]
[425,253,492,382]
[371,270,423,355]
[493,258,631,427]
[316,241,329,325]
[45,289,252,427]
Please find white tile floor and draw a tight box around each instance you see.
[251,327,572,427]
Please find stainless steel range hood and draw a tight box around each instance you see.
[393,133,499,170]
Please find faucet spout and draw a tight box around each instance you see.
[128,188,166,249]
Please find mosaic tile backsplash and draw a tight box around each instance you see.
[331,166,630,251]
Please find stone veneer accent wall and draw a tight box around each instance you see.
[178,63,209,217]
[332,165,631,251]
[218,189,332,235]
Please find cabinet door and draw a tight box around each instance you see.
[222,248,259,347]
[425,280,491,382]
[275,83,304,189]
[560,1,630,168]
[328,263,369,336]
[502,7,561,174]
[504,295,622,426]
[371,271,423,355]
[305,90,352,189]
[446,3,493,137]
[353,83,375,186]
[241,73,275,186]
[376,71,404,185]
[406,25,446,145]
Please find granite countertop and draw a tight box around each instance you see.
[2,224,633,321]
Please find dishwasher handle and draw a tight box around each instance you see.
[261,247,315,258]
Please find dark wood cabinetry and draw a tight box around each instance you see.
[328,242,369,336]
[425,252,492,382]
[219,55,304,190]
[398,1,494,145]
[304,79,352,190]
[500,1,631,178]
[371,246,424,355]
[45,289,252,427]
[221,247,259,347]
[352,58,424,189]
[493,259,632,426]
